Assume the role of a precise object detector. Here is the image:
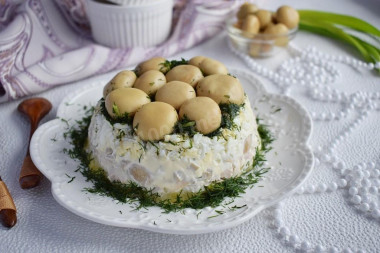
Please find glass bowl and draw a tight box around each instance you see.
[226,17,298,58]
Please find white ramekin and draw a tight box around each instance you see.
[105,0,153,6]
[86,0,173,48]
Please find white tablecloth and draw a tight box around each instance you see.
[1,0,380,252]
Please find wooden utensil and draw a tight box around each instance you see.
[0,176,17,228]
[17,98,52,189]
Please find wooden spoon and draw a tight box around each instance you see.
[17,98,52,189]
[0,176,17,228]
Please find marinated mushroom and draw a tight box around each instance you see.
[155,81,196,110]
[103,70,137,98]
[249,42,272,57]
[256,9,272,29]
[264,23,289,46]
[165,65,204,87]
[105,88,150,118]
[196,74,245,105]
[271,12,277,23]
[241,15,260,36]
[276,5,299,29]
[133,70,166,96]
[199,58,228,76]
[133,102,178,141]
[135,57,168,76]
[179,97,221,135]
[188,56,206,68]
[236,2,258,20]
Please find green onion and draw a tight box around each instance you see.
[298,10,380,74]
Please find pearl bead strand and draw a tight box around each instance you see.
[340,161,380,220]
[228,41,378,98]
[229,39,379,252]
[270,203,365,252]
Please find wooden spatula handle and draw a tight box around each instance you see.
[0,179,17,228]
[0,209,17,228]
[19,155,42,189]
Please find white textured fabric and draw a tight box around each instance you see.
[1,0,380,252]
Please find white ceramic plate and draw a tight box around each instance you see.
[30,69,313,234]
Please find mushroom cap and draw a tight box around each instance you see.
[196,74,245,105]
[199,58,228,76]
[236,3,258,20]
[179,97,222,135]
[133,102,178,141]
[155,81,196,110]
[188,56,206,68]
[276,5,299,29]
[165,65,204,87]
[135,57,167,76]
[133,70,166,96]
[256,9,272,29]
[105,88,150,118]
[264,23,289,46]
[241,14,260,35]
[103,70,137,98]
[264,23,289,35]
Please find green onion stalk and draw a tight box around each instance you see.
[298,10,380,74]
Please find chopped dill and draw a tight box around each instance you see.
[117,130,126,141]
[206,103,243,138]
[257,118,274,152]
[159,58,188,74]
[138,153,143,163]
[270,105,282,114]
[228,204,247,211]
[51,135,57,142]
[138,141,147,151]
[65,174,76,183]
[148,141,160,155]
[167,141,177,146]
[60,118,70,127]
[173,115,197,137]
[148,141,158,149]
[112,103,120,115]
[208,210,225,219]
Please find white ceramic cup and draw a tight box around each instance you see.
[86,0,174,48]
[104,0,153,6]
